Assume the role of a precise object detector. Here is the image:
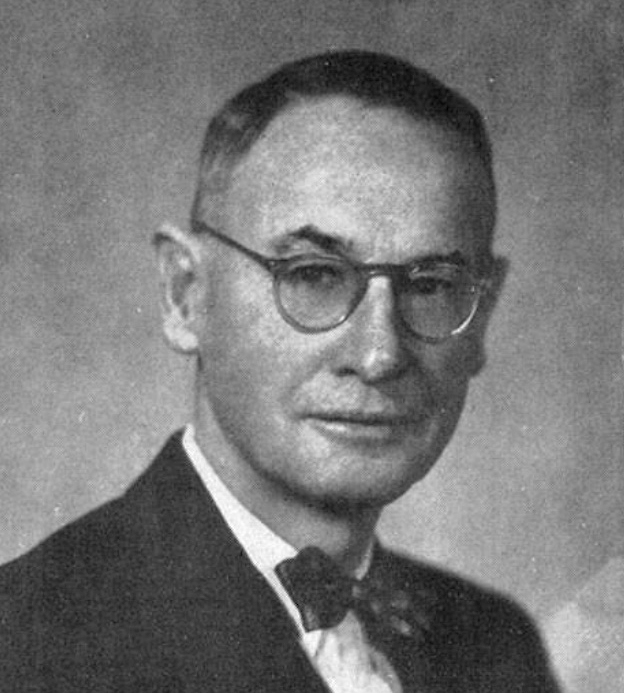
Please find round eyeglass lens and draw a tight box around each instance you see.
[399,266,479,340]
[277,257,359,330]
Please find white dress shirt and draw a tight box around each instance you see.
[182,426,403,693]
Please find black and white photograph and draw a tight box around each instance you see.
[0,2,622,691]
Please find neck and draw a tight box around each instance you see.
[192,402,381,576]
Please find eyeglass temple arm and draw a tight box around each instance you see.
[193,219,493,288]
[192,221,282,272]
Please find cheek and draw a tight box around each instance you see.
[199,275,316,411]
[428,333,482,387]
[415,336,480,428]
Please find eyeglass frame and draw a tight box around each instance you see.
[192,220,492,343]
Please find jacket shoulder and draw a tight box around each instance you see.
[380,549,561,691]
[0,431,190,598]
[386,549,540,644]
[0,433,195,688]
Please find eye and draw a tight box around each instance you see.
[406,267,465,296]
[283,259,347,290]
[409,275,455,295]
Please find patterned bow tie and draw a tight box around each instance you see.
[276,546,433,641]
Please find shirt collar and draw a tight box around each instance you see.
[181,424,374,652]
[182,425,315,643]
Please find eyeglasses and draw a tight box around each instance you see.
[194,221,490,343]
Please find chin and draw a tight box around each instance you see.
[294,410,458,498]
[309,482,414,518]
[297,454,437,514]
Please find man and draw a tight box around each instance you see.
[0,51,560,692]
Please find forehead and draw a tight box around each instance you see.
[223,96,492,262]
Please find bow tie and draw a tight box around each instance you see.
[276,546,433,641]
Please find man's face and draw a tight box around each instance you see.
[194,96,495,511]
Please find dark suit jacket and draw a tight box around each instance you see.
[0,432,560,692]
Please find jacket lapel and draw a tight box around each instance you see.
[123,432,329,693]
[366,546,441,693]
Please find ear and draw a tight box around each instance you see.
[154,222,206,354]
[467,255,508,376]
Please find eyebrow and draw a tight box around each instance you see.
[272,225,468,268]
[414,251,468,269]
[272,225,354,256]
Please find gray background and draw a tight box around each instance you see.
[1,0,622,663]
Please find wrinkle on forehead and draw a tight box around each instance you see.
[223,96,493,261]
[234,97,459,186]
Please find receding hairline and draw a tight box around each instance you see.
[226,95,493,194]
[191,50,496,236]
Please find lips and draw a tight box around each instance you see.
[303,409,416,445]
[306,411,412,426]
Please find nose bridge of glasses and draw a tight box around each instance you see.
[353,271,400,330]
[361,261,409,284]
[359,263,409,310]
[344,272,412,380]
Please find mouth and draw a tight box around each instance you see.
[304,411,414,443]
[309,411,411,424]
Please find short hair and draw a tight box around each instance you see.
[191,50,495,233]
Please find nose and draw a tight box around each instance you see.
[338,277,411,383]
